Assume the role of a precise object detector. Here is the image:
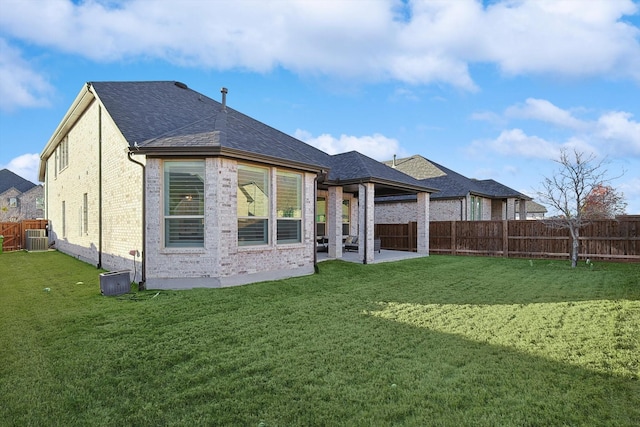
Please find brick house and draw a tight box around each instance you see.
[0,169,44,221]
[39,81,434,289]
[376,155,531,222]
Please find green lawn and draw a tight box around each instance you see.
[1,251,639,426]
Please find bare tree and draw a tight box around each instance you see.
[537,149,625,268]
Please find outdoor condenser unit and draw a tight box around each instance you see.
[25,229,46,238]
[99,271,131,296]
[26,237,48,251]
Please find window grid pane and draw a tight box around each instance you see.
[277,171,302,244]
[238,219,268,245]
[238,165,269,245]
[164,161,205,247]
[277,219,301,244]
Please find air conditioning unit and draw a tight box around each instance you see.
[99,271,131,296]
[26,237,48,251]
[25,229,45,238]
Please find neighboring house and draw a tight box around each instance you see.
[39,81,435,289]
[518,200,547,220]
[377,155,531,222]
[0,169,44,221]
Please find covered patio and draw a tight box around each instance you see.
[316,151,437,265]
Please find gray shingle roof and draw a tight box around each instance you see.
[383,155,530,200]
[0,169,36,194]
[90,81,434,193]
[91,81,330,170]
[327,151,437,193]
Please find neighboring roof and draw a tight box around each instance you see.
[384,155,530,200]
[383,155,446,180]
[526,200,547,213]
[472,179,531,200]
[0,169,37,194]
[326,151,438,195]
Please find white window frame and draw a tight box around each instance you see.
[237,163,270,246]
[163,160,205,248]
[276,170,303,244]
[58,136,69,172]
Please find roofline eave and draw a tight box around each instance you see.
[39,83,95,181]
[132,146,330,174]
[325,177,438,194]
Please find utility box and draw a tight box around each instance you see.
[99,271,131,296]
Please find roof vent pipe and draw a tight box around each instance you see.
[392,154,396,168]
[221,87,228,111]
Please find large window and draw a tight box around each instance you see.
[316,197,326,237]
[276,171,302,244]
[471,195,483,220]
[58,136,69,172]
[62,201,66,238]
[82,193,88,235]
[237,164,269,246]
[164,161,205,247]
[342,199,350,236]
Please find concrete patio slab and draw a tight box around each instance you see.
[317,249,428,264]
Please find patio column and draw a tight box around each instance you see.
[358,182,375,264]
[327,186,343,259]
[417,191,430,255]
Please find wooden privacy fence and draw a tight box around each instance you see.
[376,222,418,252]
[377,219,640,262]
[0,219,49,252]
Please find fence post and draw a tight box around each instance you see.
[451,221,457,255]
[503,220,509,258]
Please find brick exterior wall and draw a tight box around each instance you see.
[0,186,44,221]
[145,158,316,289]
[376,196,517,223]
[44,101,143,280]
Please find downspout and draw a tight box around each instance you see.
[127,151,146,287]
[97,105,103,269]
[313,174,318,273]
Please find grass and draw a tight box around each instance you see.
[0,251,639,426]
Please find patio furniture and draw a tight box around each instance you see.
[344,236,381,253]
[316,236,328,252]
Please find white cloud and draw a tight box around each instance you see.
[474,99,640,161]
[0,0,638,107]
[472,129,561,160]
[470,110,507,127]
[479,0,640,80]
[295,129,404,161]
[1,153,40,184]
[505,98,588,131]
[595,111,640,155]
[0,39,53,111]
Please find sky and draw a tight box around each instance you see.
[0,0,639,214]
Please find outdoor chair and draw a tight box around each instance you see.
[344,236,381,253]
